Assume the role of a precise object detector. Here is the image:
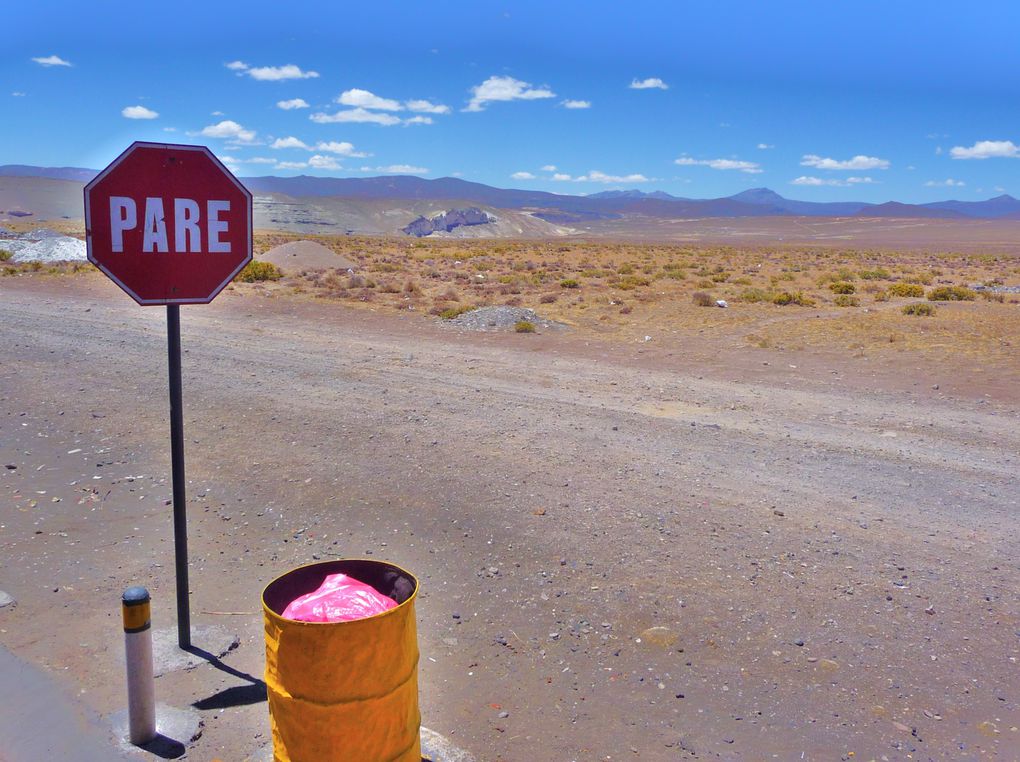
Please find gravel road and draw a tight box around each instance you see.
[1,276,1018,760]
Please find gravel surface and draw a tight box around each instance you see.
[1,277,1018,761]
[1,229,86,263]
[443,306,566,332]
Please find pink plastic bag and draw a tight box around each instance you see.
[281,573,398,622]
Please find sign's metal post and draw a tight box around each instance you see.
[166,305,190,649]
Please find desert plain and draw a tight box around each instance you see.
[2,218,1020,760]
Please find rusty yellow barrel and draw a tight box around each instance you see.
[262,559,421,762]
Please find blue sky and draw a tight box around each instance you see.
[4,1,1019,202]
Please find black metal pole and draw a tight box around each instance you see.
[166,305,191,649]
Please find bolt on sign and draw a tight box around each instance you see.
[84,142,253,649]
[85,141,252,304]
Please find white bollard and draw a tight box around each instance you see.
[122,586,156,745]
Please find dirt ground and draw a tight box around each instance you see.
[1,273,1018,761]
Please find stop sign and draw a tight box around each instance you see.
[84,142,252,305]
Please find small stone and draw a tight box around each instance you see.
[773,509,785,517]
[4,464,16,470]
[639,626,678,648]
[794,638,805,647]
[497,711,509,719]
[0,590,15,609]
[451,612,461,620]
[977,720,999,737]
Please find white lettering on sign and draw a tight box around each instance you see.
[107,197,232,253]
[110,197,136,253]
[142,198,169,253]
[207,200,231,253]
[174,199,201,253]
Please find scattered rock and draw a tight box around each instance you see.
[0,590,15,609]
[403,208,494,237]
[442,306,566,333]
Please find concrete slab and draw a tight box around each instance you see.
[111,703,203,758]
[151,624,240,677]
[0,644,132,761]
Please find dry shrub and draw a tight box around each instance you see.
[692,291,714,307]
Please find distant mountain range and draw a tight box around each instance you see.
[2,164,1019,221]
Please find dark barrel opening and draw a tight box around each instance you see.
[263,559,418,617]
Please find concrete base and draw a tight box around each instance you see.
[111,703,203,758]
[151,625,240,677]
[249,727,475,762]
[420,726,477,762]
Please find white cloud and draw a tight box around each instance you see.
[675,157,762,174]
[32,55,71,67]
[846,176,876,184]
[561,99,591,109]
[935,146,944,155]
[541,165,557,172]
[404,115,433,125]
[272,136,311,150]
[277,98,310,110]
[800,154,890,170]
[925,178,966,187]
[241,64,319,81]
[552,173,572,181]
[272,137,368,157]
[629,77,668,90]
[315,141,368,157]
[211,110,224,116]
[465,75,555,112]
[308,155,342,170]
[11,91,26,97]
[225,61,249,71]
[791,176,845,186]
[757,143,774,150]
[363,164,429,174]
[199,120,256,144]
[949,140,1019,159]
[275,161,308,170]
[310,108,402,126]
[122,105,158,120]
[511,171,536,180]
[222,156,276,165]
[575,170,650,184]
[162,127,177,132]
[405,99,450,114]
[338,88,402,111]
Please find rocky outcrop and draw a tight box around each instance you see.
[402,208,494,237]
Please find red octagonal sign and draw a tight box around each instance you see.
[85,142,252,305]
